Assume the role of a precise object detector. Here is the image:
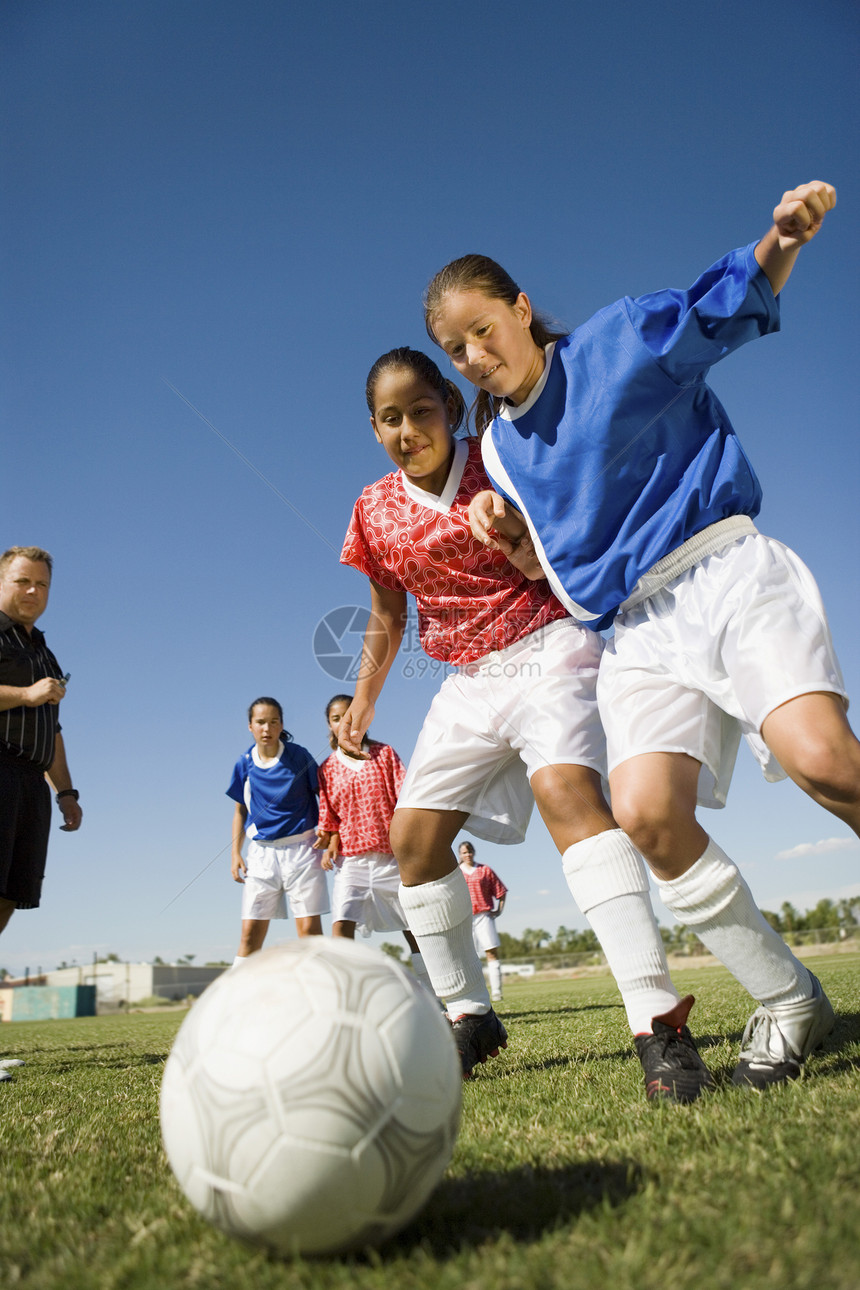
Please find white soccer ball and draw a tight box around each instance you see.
[159,938,461,1256]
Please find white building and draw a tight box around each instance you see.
[45,962,225,1008]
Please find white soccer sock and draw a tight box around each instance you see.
[399,869,491,1015]
[487,958,503,1000]
[563,829,679,1034]
[409,951,434,996]
[654,837,812,1008]
[232,955,248,969]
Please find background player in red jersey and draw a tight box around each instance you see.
[315,694,432,992]
[458,841,507,1002]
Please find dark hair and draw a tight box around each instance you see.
[365,347,467,435]
[325,694,352,720]
[458,840,475,856]
[248,696,293,742]
[324,692,376,752]
[423,255,567,433]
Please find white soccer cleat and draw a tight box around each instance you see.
[732,973,835,1089]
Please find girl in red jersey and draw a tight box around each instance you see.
[337,347,708,1101]
[315,694,431,992]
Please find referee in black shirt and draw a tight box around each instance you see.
[0,546,82,940]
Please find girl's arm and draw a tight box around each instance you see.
[338,580,408,757]
[231,802,248,882]
[318,831,341,870]
[754,180,835,296]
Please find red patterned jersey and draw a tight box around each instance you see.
[461,862,508,914]
[341,439,569,665]
[317,742,405,858]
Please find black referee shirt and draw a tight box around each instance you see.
[0,610,63,772]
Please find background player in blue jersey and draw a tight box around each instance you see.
[426,180,860,1089]
[227,697,328,966]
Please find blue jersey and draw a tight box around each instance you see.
[481,241,779,627]
[226,740,319,840]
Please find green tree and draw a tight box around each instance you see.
[379,942,405,962]
[520,928,551,953]
[498,931,528,958]
[780,902,801,933]
[838,898,860,930]
[550,926,573,951]
[806,899,840,930]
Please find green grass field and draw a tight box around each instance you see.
[2,954,859,1290]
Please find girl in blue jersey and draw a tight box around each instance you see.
[425,181,860,1088]
[227,697,328,965]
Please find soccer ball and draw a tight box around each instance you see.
[159,938,461,1256]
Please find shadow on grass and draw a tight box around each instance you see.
[499,1002,622,1026]
[45,1051,168,1073]
[801,1007,860,1076]
[375,1158,643,1260]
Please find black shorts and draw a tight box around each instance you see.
[0,758,52,909]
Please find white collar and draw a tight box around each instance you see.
[498,343,556,421]
[252,739,284,769]
[399,437,469,514]
[335,746,367,772]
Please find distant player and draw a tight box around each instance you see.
[315,694,432,992]
[458,841,507,1002]
[226,697,328,966]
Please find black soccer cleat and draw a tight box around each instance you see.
[634,995,715,1104]
[450,1009,508,1079]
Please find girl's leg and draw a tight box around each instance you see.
[234,918,268,965]
[391,806,470,887]
[610,751,820,1024]
[391,806,484,1009]
[603,753,709,880]
[531,763,682,1035]
[485,948,503,1002]
[402,928,433,995]
[295,914,323,937]
[761,692,860,834]
[332,920,356,939]
[391,806,506,1075]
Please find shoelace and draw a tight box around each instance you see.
[738,1007,795,1063]
[652,1026,700,1069]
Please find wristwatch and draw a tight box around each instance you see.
[56,788,80,804]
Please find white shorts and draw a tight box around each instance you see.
[241,830,330,921]
[397,619,606,845]
[599,533,848,808]
[330,852,408,938]
[472,911,501,954]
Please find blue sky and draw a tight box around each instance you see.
[2,0,858,975]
